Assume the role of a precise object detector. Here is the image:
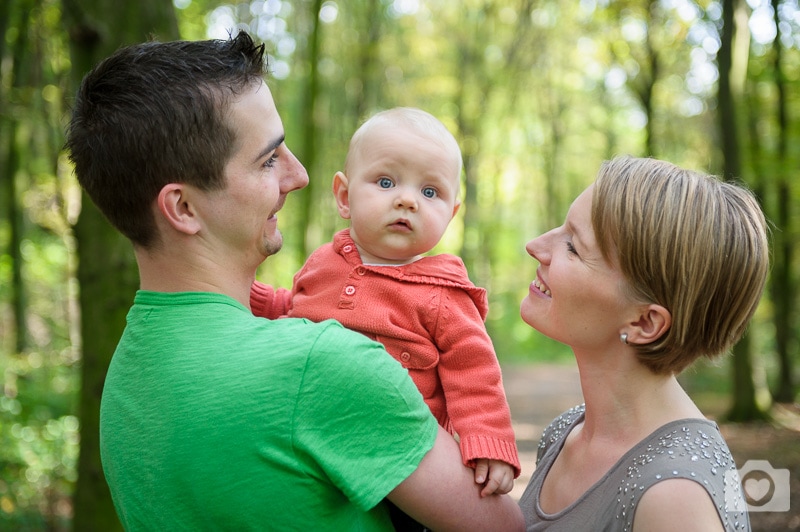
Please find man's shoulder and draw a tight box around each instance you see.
[269,318,390,361]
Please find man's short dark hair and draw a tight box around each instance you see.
[66,32,267,247]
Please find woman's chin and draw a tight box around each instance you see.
[519,298,541,329]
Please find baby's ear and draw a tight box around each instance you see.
[157,183,202,235]
[332,171,351,219]
[451,200,461,219]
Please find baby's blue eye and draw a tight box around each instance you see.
[422,187,437,198]
[378,177,393,189]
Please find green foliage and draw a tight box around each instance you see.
[0,225,78,528]
[0,219,78,529]
[0,350,78,531]
[1,0,81,525]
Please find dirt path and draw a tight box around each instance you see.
[501,363,800,531]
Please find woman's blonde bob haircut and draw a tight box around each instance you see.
[592,156,770,375]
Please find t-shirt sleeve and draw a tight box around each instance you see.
[293,320,438,511]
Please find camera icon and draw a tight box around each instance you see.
[725,460,790,512]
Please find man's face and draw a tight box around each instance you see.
[199,81,308,266]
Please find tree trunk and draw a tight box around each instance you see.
[727,330,769,421]
[768,0,796,404]
[454,28,484,284]
[295,0,323,259]
[355,0,382,121]
[770,181,795,403]
[636,0,658,157]
[4,0,35,354]
[62,0,179,528]
[4,122,28,353]
[5,124,27,354]
[717,0,767,421]
[71,199,140,530]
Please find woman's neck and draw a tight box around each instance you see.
[573,348,703,445]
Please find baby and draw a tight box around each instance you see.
[252,107,519,499]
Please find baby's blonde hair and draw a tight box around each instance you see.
[345,107,463,182]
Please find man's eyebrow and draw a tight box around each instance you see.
[253,134,285,164]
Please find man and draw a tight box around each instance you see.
[66,31,523,530]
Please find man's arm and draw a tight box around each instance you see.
[388,426,525,531]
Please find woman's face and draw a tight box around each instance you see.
[520,185,633,350]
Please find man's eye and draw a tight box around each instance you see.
[422,187,437,198]
[264,154,278,168]
[378,177,393,188]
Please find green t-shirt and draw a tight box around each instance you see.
[100,291,438,530]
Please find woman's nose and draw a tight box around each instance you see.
[526,231,551,262]
[525,238,538,258]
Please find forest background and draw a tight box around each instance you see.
[0,0,798,529]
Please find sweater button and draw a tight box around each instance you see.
[344,285,356,296]
[343,245,353,253]
[400,352,411,362]
[356,266,366,275]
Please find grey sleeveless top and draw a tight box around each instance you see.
[518,405,750,531]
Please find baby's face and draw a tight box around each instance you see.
[341,127,461,265]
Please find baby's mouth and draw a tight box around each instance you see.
[390,219,412,231]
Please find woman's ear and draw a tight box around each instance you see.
[332,171,351,219]
[157,184,202,235]
[628,304,671,345]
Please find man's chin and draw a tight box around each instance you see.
[261,234,284,258]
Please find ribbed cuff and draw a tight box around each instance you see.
[249,282,291,319]
[459,434,521,478]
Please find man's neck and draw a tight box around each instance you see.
[135,246,256,309]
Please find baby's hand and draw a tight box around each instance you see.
[474,459,515,497]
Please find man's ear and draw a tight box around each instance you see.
[157,184,202,235]
[627,304,671,345]
[332,172,351,220]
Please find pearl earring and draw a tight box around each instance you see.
[620,333,628,345]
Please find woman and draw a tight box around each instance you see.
[518,156,767,531]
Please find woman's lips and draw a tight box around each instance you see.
[532,276,551,297]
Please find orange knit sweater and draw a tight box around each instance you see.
[252,230,519,475]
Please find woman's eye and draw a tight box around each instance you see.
[422,187,437,199]
[566,241,579,255]
[378,177,393,189]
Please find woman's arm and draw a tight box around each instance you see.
[633,479,725,532]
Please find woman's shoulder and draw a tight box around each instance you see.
[537,404,585,463]
[613,417,749,531]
